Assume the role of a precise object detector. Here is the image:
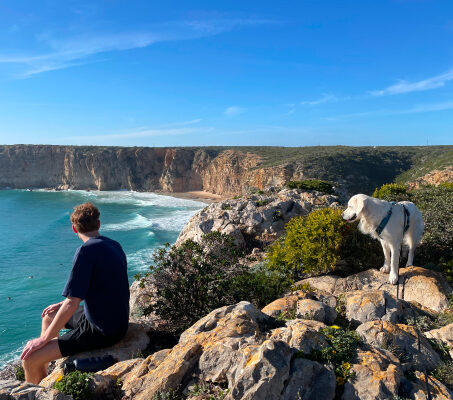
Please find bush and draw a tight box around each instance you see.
[141,232,289,332]
[286,179,334,194]
[14,365,25,381]
[265,209,382,281]
[372,183,410,202]
[53,371,93,400]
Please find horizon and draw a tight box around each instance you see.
[0,1,452,147]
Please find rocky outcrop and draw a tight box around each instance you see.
[297,266,453,313]
[408,166,453,189]
[176,188,340,249]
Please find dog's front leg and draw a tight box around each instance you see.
[379,239,391,273]
[389,242,401,285]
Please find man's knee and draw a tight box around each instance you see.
[42,311,57,324]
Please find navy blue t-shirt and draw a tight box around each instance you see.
[62,236,130,336]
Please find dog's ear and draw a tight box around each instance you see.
[357,197,369,216]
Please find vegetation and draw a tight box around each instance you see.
[187,383,228,400]
[305,326,361,386]
[432,361,453,391]
[286,179,334,194]
[265,209,382,281]
[14,365,25,381]
[152,388,183,400]
[53,371,93,400]
[140,232,290,332]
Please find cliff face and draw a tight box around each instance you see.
[2,145,450,196]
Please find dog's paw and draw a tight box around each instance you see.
[389,273,398,285]
[380,265,390,273]
[405,263,413,268]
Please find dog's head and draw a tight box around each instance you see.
[342,194,369,222]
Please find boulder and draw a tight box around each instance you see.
[0,379,72,400]
[40,322,149,388]
[282,358,336,400]
[344,290,410,324]
[269,319,328,355]
[400,370,453,400]
[261,290,312,317]
[341,347,402,400]
[425,323,453,359]
[356,320,442,370]
[298,266,452,312]
[297,299,337,325]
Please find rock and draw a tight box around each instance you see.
[282,358,336,400]
[400,370,453,399]
[120,302,273,400]
[344,290,410,324]
[176,188,339,249]
[269,319,328,355]
[425,323,453,359]
[297,299,337,325]
[356,320,442,370]
[40,323,149,388]
[341,347,402,400]
[261,290,312,317]
[298,266,452,312]
[408,166,453,189]
[225,340,293,400]
[0,379,72,400]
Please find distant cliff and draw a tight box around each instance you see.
[0,145,452,196]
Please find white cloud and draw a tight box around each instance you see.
[224,106,245,116]
[370,70,453,96]
[300,93,336,106]
[0,19,275,78]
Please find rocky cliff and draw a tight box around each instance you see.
[2,145,452,196]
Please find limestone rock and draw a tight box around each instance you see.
[425,323,453,359]
[298,266,452,312]
[269,319,328,355]
[401,370,453,400]
[297,299,337,325]
[341,347,402,400]
[356,320,442,370]
[0,379,72,400]
[40,323,149,388]
[282,358,336,400]
[176,188,339,249]
[344,290,409,324]
[261,290,312,317]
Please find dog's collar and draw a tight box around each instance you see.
[376,201,396,236]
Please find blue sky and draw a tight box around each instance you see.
[0,0,452,147]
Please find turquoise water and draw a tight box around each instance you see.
[0,189,205,367]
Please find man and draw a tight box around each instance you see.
[21,202,130,384]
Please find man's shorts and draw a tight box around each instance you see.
[58,307,126,357]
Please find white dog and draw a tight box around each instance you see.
[342,194,424,285]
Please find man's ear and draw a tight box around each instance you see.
[72,225,78,234]
[97,220,100,230]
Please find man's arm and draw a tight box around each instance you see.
[21,297,81,360]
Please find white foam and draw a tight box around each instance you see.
[127,248,158,272]
[0,343,24,369]
[103,214,154,231]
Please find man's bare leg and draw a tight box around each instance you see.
[40,311,59,372]
[22,339,62,384]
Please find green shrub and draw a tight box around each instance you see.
[141,232,289,332]
[432,361,453,391]
[53,371,93,400]
[265,209,382,281]
[14,365,25,381]
[286,179,334,194]
[152,388,183,400]
[188,383,228,399]
[372,183,410,202]
[305,326,361,385]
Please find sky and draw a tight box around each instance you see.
[0,0,452,147]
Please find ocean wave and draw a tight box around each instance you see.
[0,343,24,369]
[127,248,158,272]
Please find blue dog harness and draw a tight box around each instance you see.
[375,201,410,237]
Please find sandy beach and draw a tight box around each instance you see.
[157,190,229,204]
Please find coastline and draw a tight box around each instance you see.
[156,190,229,204]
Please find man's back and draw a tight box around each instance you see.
[62,235,129,336]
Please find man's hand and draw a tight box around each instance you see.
[20,337,49,360]
[41,302,63,318]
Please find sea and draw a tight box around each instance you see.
[0,189,205,368]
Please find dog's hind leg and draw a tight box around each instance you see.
[389,242,401,285]
[405,237,415,267]
[379,239,391,273]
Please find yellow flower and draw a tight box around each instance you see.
[336,376,345,385]
[56,375,63,383]
[330,325,340,329]
[343,362,351,370]
[332,350,336,354]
